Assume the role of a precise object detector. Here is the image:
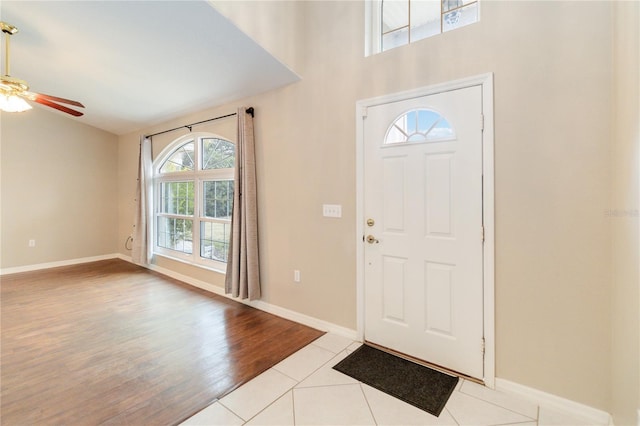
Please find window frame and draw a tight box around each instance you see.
[365,0,480,56]
[153,132,235,272]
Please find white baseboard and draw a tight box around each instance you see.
[142,261,359,341]
[1,253,359,341]
[0,253,121,275]
[496,378,613,425]
[2,254,624,426]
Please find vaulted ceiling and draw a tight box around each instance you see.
[1,1,300,135]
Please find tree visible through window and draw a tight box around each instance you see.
[154,134,235,270]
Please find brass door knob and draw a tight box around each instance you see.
[366,235,379,244]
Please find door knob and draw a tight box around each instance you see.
[366,235,379,244]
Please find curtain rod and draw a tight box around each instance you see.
[145,107,254,139]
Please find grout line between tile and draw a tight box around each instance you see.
[309,341,342,355]
[272,366,302,383]
[280,350,345,385]
[292,388,297,425]
[445,406,461,425]
[457,387,538,421]
[241,389,295,426]
[358,383,380,425]
[216,400,246,423]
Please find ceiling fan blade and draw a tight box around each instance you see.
[31,92,84,108]
[32,97,84,117]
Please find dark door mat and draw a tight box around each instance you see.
[333,344,458,417]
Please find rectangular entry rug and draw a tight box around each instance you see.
[333,344,458,417]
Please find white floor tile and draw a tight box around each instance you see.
[346,342,362,352]
[455,378,464,391]
[272,343,335,382]
[446,391,534,426]
[296,350,360,388]
[179,402,244,426]
[361,384,458,425]
[460,380,539,419]
[219,368,297,421]
[538,405,601,426]
[310,333,355,354]
[293,384,376,425]
[494,423,537,426]
[178,339,608,426]
[245,390,294,426]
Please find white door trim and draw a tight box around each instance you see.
[355,73,495,388]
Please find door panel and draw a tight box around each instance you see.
[363,86,484,379]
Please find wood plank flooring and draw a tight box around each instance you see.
[1,259,324,425]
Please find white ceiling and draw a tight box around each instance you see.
[1,1,300,135]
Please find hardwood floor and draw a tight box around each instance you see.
[0,259,324,425]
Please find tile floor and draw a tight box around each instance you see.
[180,333,603,426]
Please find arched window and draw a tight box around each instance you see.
[384,108,455,144]
[154,133,234,271]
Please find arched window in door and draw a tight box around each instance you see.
[384,108,455,144]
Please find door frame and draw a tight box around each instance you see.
[355,73,495,388]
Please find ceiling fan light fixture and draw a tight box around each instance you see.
[1,21,84,117]
[0,93,32,112]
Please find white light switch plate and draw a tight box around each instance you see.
[322,204,342,218]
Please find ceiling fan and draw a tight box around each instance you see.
[1,21,84,116]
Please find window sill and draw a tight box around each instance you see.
[153,252,227,275]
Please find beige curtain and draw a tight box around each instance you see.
[132,136,153,265]
[225,107,261,300]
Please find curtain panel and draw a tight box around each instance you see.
[132,136,153,265]
[225,107,261,300]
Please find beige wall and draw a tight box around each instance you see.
[610,2,640,424]
[1,107,118,268]
[116,0,616,411]
[0,0,629,417]
[210,0,305,74]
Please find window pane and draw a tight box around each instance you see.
[203,180,234,219]
[443,1,478,32]
[410,0,441,43]
[382,27,409,51]
[385,109,455,144]
[159,141,195,173]
[427,118,455,139]
[202,138,235,170]
[382,0,409,33]
[160,181,194,215]
[157,216,193,254]
[417,110,440,133]
[200,221,231,262]
[376,0,479,55]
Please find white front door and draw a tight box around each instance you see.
[363,85,484,379]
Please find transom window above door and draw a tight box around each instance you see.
[384,108,455,144]
[366,0,479,55]
[154,133,235,271]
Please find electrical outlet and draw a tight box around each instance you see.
[322,204,342,218]
[28,239,36,247]
[294,270,301,283]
